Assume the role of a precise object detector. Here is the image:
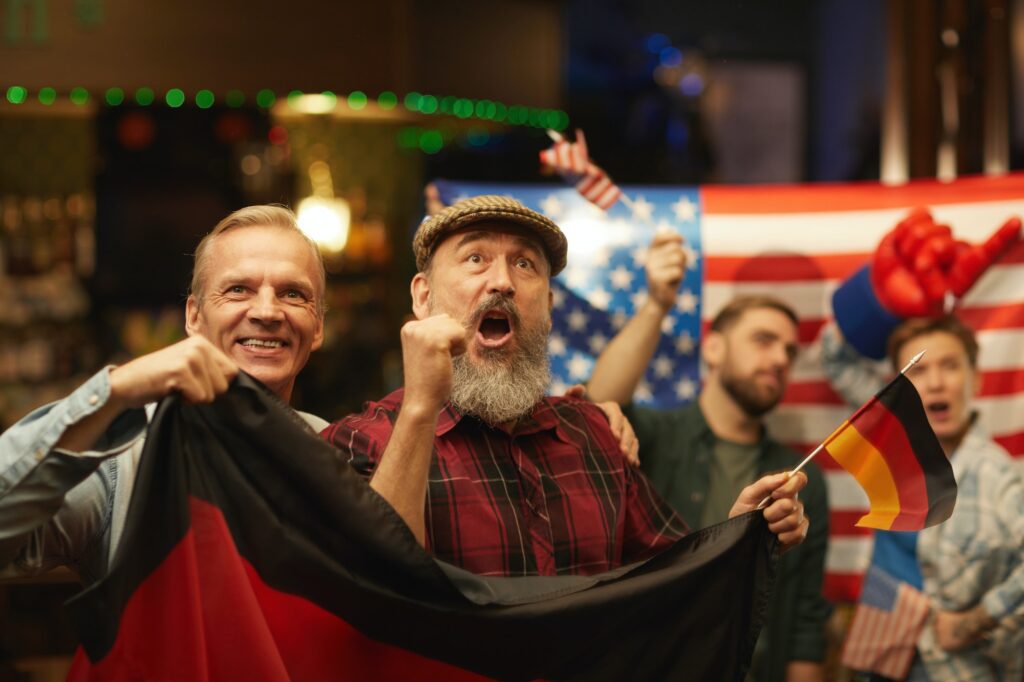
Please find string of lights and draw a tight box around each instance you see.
[1,86,569,131]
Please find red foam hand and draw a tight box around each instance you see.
[871,209,1022,317]
[947,216,1022,296]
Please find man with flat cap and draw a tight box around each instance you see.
[323,195,809,576]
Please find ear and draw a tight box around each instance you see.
[702,331,725,369]
[185,295,201,337]
[410,273,431,320]
[311,314,325,352]
[548,286,553,312]
[970,365,982,398]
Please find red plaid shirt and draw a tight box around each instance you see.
[322,389,688,577]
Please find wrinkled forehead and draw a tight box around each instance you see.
[434,222,549,263]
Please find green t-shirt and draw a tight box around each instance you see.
[700,437,760,529]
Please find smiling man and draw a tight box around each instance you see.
[323,195,808,577]
[0,205,326,581]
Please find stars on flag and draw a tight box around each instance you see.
[629,195,655,222]
[609,265,635,291]
[632,246,649,268]
[675,289,699,315]
[566,308,589,332]
[652,354,675,379]
[682,242,700,271]
[540,194,564,219]
[675,331,696,355]
[634,379,654,403]
[588,333,608,354]
[566,352,592,381]
[548,332,567,357]
[675,377,698,400]
[587,287,612,310]
[672,195,697,222]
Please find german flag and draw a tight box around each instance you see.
[63,375,776,682]
[823,373,957,530]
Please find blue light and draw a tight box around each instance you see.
[645,33,670,54]
[659,46,682,67]
[679,73,704,97]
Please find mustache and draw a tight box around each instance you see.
[467,293,522,330]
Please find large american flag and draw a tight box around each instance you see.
[435,176,1024,602]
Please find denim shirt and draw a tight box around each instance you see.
[0,367,326,585]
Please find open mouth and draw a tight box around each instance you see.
[477,311,512,347]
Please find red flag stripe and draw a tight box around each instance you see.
[824,573,863,603]
[994,429,1024,455]
[702,175,1024,213]
[829,510,876,537]
[957,302,1024,331]
[704,253,869,282]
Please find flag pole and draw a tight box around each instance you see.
[755,349,926,510]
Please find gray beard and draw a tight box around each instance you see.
[433,293,551,425]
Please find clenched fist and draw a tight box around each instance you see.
[399,314,469,417]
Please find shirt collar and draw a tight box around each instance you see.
[687,401,771,448]
[435,398,562,438]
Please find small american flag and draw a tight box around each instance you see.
[539,130,623,210]
[841,565,932,679]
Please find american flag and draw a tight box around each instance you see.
[841,564,932,678]
[539,130,624,210]
[434,175,1024,603]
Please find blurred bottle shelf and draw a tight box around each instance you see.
[0,193,100,429]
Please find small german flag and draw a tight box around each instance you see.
[822,366,957,530]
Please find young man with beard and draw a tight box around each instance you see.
[586,232,829,682]
[323,195,809,577]
[0,205,327,580]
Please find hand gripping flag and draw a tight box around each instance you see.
[540,129,623,210]
[795,353,958,531]
[64,374,778,682]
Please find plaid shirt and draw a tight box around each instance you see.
[322,389,688,577]
[915,425,1024,681]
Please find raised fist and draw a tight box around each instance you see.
[871,208,1021,317]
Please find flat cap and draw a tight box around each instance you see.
[413,195,568,275]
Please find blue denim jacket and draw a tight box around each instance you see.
[0,368,147,583]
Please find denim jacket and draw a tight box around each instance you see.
[0,367,325,584]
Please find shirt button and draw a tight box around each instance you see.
[691,492,703,503]
[88,394,99,406]
[35,448,46,461]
